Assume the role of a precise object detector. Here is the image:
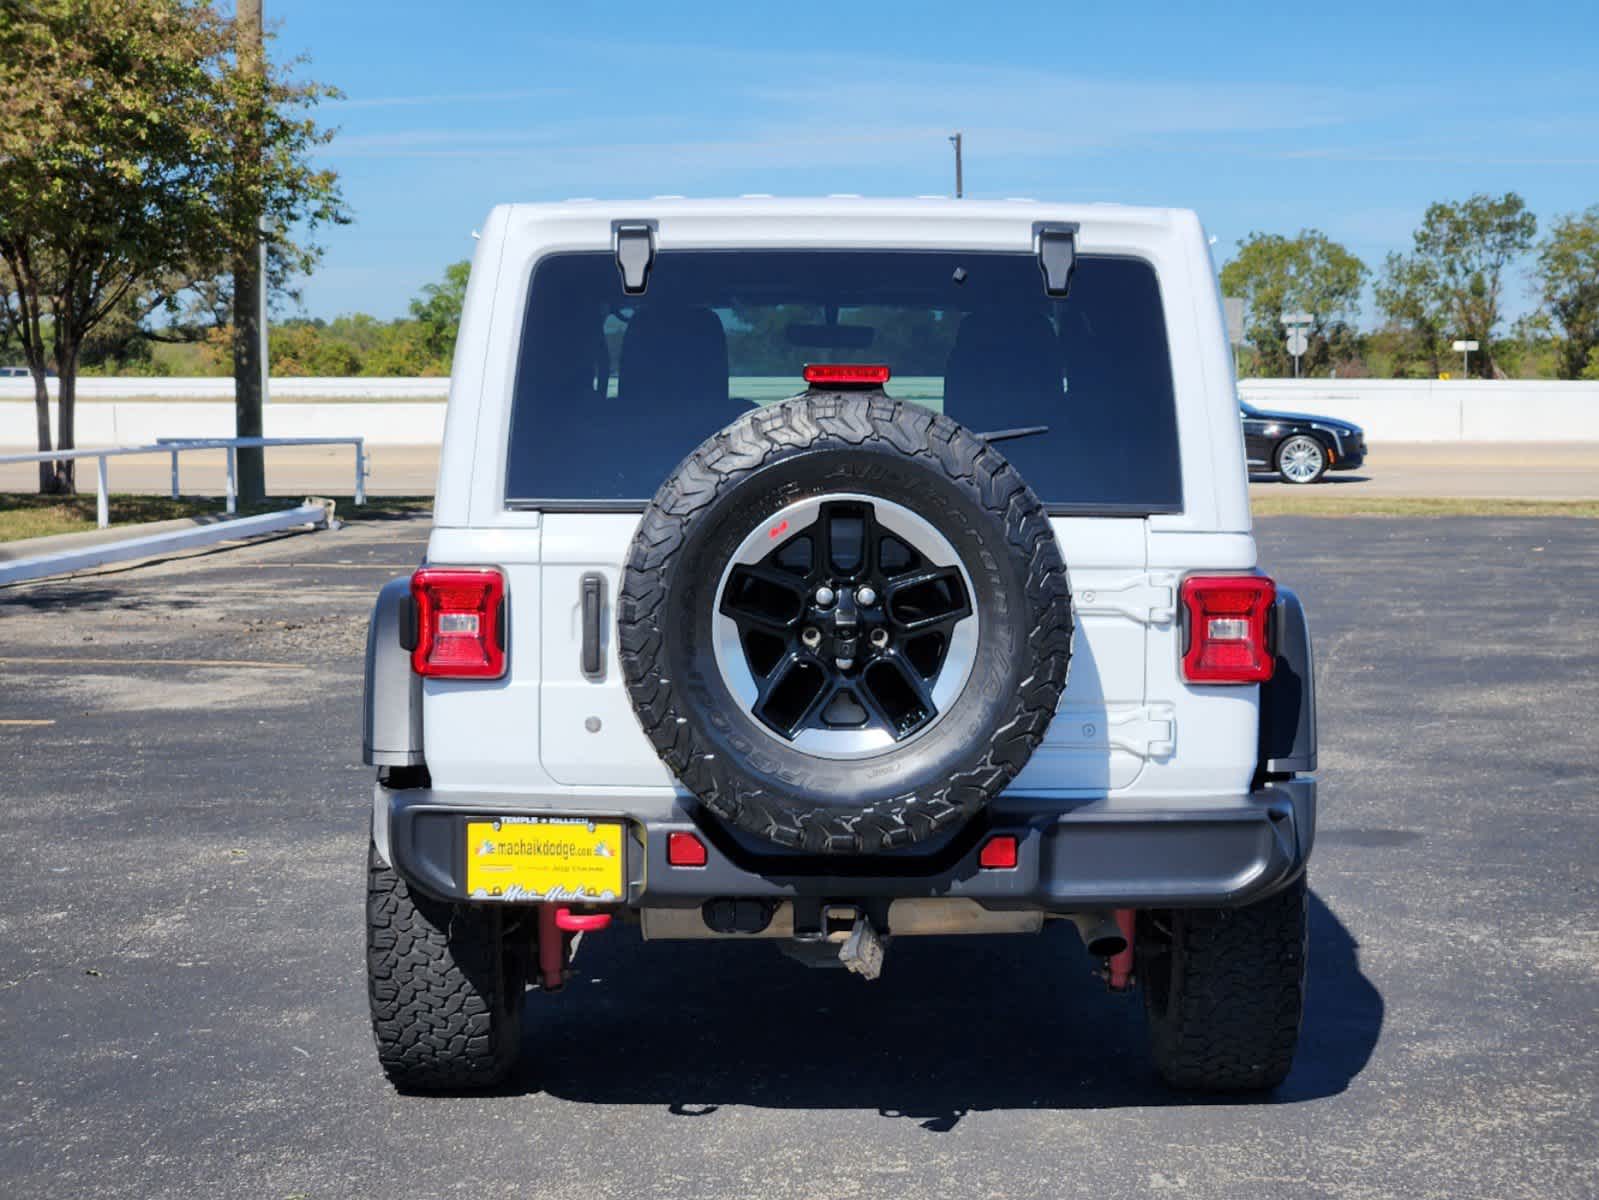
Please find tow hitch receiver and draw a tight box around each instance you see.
[839,914,887,980]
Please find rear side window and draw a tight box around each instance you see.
[505,250,1180,514]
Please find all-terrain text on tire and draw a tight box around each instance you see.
[361,199,1322,1094]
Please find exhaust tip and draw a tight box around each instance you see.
[1067,912,1129,959]
[1085,933,1129,958]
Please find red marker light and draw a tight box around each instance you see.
[978,835,1018,870]
[803,363,892,387]
[666,831,708,867]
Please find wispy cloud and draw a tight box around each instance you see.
[330,87,569,109]
[318,37,1397,171]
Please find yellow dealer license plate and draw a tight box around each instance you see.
[465,816,625,902]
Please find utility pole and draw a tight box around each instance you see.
[233,0,268,505]
[948,132,963,199]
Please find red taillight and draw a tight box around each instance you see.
[411,568,506,679]
[1180,575,1276,684]
[803,363,892,386]
[978,835,1018,870]
[666,831,708,867]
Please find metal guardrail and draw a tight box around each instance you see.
[0,436,366,528]
[0,501,336,588]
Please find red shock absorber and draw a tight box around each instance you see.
[1107,909,1137,992]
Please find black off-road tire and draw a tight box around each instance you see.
[618,392,1072,854]
[366,844,528,1091]
[1137,872,1309,1091]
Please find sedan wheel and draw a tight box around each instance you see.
[1276,435,1328,485]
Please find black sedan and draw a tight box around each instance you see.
[1240,400,1366,484]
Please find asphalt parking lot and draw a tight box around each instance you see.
[2,513,1596,1200]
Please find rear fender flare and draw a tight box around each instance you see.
[363,577,423,769]
[1259,586,1316,776]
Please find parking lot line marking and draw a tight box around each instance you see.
[0,719,55,726]
[0,656,308,671]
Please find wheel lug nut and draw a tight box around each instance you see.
[815,586,836,607]
[856,586,878,606]
[801,627,822,649]
[869,628,889,649]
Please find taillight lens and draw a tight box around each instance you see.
[411,568,506,679]
[1180,575,1276,684]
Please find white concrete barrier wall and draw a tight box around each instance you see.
[1,377,1596,445]
[1238,380,1599,443]
[0,399,445,446]
[0,376,448,401]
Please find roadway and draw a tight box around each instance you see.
[3,441,1599,500]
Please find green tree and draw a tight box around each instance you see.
[0,0,343,493]
[1219,230,1367,377]
[1535,206,1599,381]
[1376,193,1537,380]
[410,260,472,366]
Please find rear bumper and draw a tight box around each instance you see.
[379,780,1315,912]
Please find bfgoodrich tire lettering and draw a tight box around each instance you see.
[618,393,1073,853]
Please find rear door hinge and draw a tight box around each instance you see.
[613,220,658,295]
[1073,572,1177,625]
[1055,703,1176,759]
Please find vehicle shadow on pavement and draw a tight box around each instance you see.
[1248,473,1372,486]
[520,890,1381,1125]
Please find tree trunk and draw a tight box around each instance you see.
[54,344,78,494]
[232,249,266,504]
[31,364,55,494]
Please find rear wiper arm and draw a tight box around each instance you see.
[975,425,1050,443]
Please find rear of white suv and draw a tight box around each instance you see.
[362,199,1318,1094]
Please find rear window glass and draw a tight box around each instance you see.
[505,250,1180,513]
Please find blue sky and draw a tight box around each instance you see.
[268,0,1599,324]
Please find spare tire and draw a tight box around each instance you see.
[618,392,1073,853]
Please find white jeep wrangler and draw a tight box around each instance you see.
[362,198,1318,1093]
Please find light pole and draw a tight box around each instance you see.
[948,132,963,199]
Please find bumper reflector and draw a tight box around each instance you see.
[667,831,708,867]
[978,835,1018,870]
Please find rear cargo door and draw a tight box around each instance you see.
[536,513,1159,793]
[517,242,1180,794]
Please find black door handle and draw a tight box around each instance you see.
[581,572,606,680]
